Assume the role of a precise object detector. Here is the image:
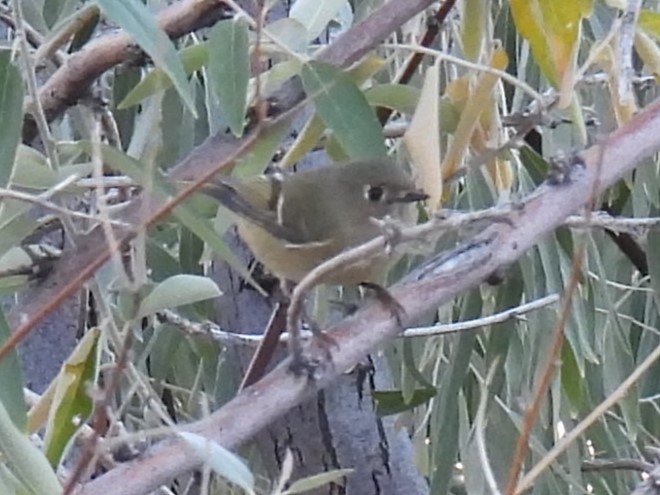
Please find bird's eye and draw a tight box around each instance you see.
[365,185,384,202]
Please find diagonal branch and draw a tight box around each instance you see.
[22,0,231,142]
[75,95,660,495]
[2,0,443,361]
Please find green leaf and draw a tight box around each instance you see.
[0,401,62,495]
[95,0,196,116]
[373,388,437,416]
[284,469,353,494]
[290,0,347,42]
[301,61,386,160]
[402,338,435,400]
[0,465,22,494]
[178,432,255,494]
[69,140,260,291]
[561,340,583,414]
[364,83,420,115]
[119,42,210,109]
[264,18,308,53]
[208,20,250,137]
[0,52,24,188]
[0,201,40,261]
[11,145,93,191]
[43,328,99,466]
[430,289,481,494]
[0,308,26,429]
[639,9,660,40]
[138,274,222,317]
[233,117,293,177]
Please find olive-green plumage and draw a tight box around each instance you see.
[202,160,426,283]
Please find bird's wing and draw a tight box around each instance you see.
[200,179,307,244]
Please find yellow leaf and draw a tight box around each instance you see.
[403,59,443,210]
[460,0,487,61]
[440,47,508,181]
[639,10,660,40]
[510,0,583,89]
[635,31,660,78]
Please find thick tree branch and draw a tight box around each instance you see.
[22,0,231,142]
[2,0,441,360]
[74,98,660,495]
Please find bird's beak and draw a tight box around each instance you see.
[388,189,429,204]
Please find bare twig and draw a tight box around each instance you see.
[0,187,129,227]
[474,360,503,495]
[22,0,231,142]
[616,0,642,104]
[582,458,652,473]
[0,127,263,361]
[159,294,559,346]
[74,96,660,495]
[510,145,605,493]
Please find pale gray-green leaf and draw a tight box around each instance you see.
[138,275,222,317]
[290,0,347,41]
[95,0,196,115]
[178,432,255,494]
[209,19,249,136]
[0,401,61,495]
[0,52,23,188]
[0,309,25,429]
[284,469,353,494]
[301,61,385,159]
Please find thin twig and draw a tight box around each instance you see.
[160,294,559,345]
[616,0,642,104]
[73,97,660,495]
[509,145,606,494]
[582,458,652,473]
[0,187,130,227]
[383,43,546,105]
[475,360,503,495]
[286,207,516,356]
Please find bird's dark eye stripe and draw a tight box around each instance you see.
[366,185,384,202]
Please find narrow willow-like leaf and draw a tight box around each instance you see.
[209,20,249,137]
[509,0,583,88]
[0,52,23,188]
[285,469,354,494]
[43,328,99,466]
[290,0,346,42]
[0,401,61,495]
[178,432,255,494]
[429,290,481,494]
[119,42,209,109]
[364,84,420,116]
[0,309,25,429]
[301,61,386,159]
[95,0,196,115]
[137,275,222,318]
[404,59,442,210]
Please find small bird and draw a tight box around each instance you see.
[202,159,427,283]
[200,159,427,386]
